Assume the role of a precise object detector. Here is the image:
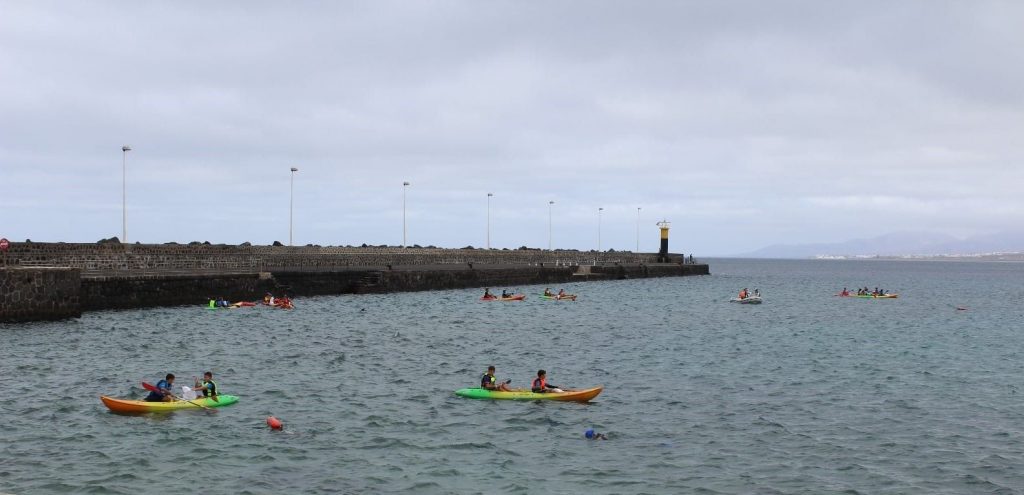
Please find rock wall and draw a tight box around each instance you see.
[1,242,708,322]
[76,263,709,311]
[5,242,686,272]
[0,267,82,323]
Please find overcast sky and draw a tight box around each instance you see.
[2,1,1022,255]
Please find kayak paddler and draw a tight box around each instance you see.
[483,288,494,298]
[543,288,554,297]
[144,374,175,402]
[481,366,511,392]
[192,371,219,402]
[531,370,564,393]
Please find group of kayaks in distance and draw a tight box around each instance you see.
[207,292,295,310]
[480,287,578,301]
[731,286,901,304]
[837,287,899,298]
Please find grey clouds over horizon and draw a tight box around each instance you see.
[2,1,1022,255]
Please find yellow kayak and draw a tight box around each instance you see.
[100,395,239,413]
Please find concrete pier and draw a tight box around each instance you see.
[0,242,709,322]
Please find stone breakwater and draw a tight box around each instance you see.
[0,267,82,322]
[8,242,681,271]
[0,242,708,323]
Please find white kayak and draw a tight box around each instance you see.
[730,296,762,304]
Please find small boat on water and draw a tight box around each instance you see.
[100,395,239,413]
[481,294,526,301]
[730,296,762,304]
[540,294,577,301]
[454,386,602,402]
[839,293,899,299]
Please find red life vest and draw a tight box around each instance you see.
[533,377,546,390]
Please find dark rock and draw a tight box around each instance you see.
[272,241,284,247]
[240,242,251,246]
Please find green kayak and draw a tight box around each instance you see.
[454,386,602,402]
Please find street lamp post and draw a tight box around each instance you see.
[403,181,410,248]
[487,193,493,249]
[289,167,298,246]
[636,207,641,252]
[548,200,555,250]
[121,145,131,242]
[598,207,603,252]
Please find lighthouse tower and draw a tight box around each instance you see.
[656,220,671,262]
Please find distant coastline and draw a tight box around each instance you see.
[813,253,1024,262]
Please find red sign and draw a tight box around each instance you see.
[0,238,8,252]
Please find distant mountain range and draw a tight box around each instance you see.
[738,231,1024,259]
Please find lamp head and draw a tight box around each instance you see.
[122,145,131,152]
[290,167,298,172]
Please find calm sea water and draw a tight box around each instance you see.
[3,259,1024,494]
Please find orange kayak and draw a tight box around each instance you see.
[100,395,239,413]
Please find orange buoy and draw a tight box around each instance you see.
[267,416,283,430]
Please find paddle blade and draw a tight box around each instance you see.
[141,382,159,392]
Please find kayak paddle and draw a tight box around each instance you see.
[142,382,216,412]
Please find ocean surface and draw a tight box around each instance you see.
[3,259,1024,494]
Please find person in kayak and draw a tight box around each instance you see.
[192,371,219,402]
[483,288,494,298]
[481,366,511,392]
[501,289,511,298]
[738,288,748,299]
[532,370,563,393]
[557,289,566,297]
[543,288,554,297]
[145,374,175,402]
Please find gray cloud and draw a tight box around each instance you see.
[1,1,1022,254]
